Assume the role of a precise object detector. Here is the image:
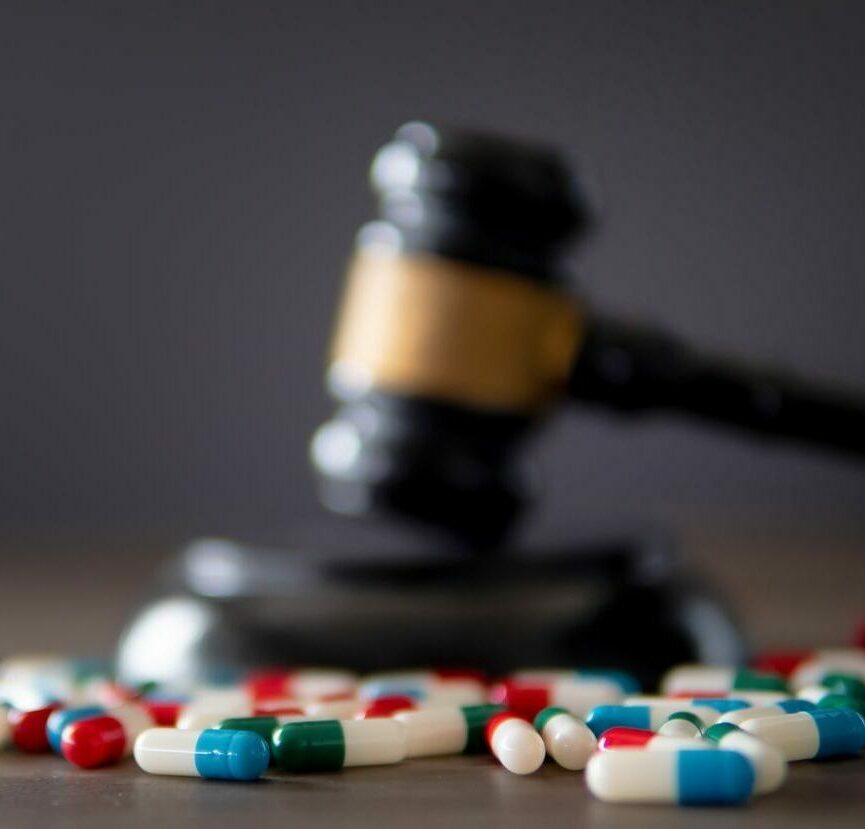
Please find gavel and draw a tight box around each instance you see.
[310,121,865,549]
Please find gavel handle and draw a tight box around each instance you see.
[568,315,865,460]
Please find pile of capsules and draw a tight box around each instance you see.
[1,643,864,807]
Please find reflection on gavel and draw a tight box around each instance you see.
[310,121,865,549]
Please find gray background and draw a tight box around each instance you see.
[2,0,864,546]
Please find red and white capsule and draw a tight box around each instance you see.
[485,713,546,775]
[491,677,621,720]
[61,702,155,768]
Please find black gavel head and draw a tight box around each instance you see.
[310,122,592,549]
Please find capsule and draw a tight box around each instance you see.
[393,704,504,758]
[586,748,754,805]
[661,666,787,696]
[790,650,865,691]
[485,712,545,775]
[533,707,596,770]
[490,677,621,720]
[691,698,752,715]
[302,698,362,719]
[817,694,865,718]
[355,695,416,719]
[134,728,269,780]
[217,714,308,753]
[704,722,787,794]
[358,677,485,707]
[509,669,639,694]
[177,698,303,730]
[46,705,106,752]
[598,727,708,752]
[586,704,716,737]
[719,698,815,726]
[245,668,356,701]
[61,703,154,768]
[8,703,62,752]
[272,719,405,771]
[658,711,706,739]
[817,673,865,700]
[139,696,188,726]
[741,709,865,760]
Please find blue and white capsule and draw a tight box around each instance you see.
[134,728,270,780]
[741,709,865,760]
[719,698,815,726]
[585,749,754,805]
[586,704,716,737]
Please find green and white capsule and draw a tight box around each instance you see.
[271,719,406,772]
[704,723,787,794]
[392,704,504,758]
[790,650,865,692]
[741,709,865,760]
[660,666,787,696]
[658,711,706,739]
[533,707,596,770]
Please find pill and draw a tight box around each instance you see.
[751,650,812,678]
[719,698,815,725]
[661,666,787,696]
[817,694,865,718]
[585,748,754,805]
[271,718,406,771]
[139,697,188,726]
[703,722,787,794]
[597,727,708,752]
[46,705,106,752]
[393,704,504,757]
[586,704,716,737]
[509,669,639,694]
[359,679,485,707]
[658,711,706,739]
[490,677,621,720]
[245,669,356,701]
[818,673,865,700]
[134,728,269,780]
[485,712,546,775]
[217,714,309,752]
[741,709,865,760]
[61,703,154,768]
[790,651,865,691]
[355,695,417,719]
[533,707,596,770]
[303,698,362,719]
[176,697,302,730]
[691,698,752,714]
[8,703,62,752]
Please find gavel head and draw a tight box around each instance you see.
[310,122,592,549]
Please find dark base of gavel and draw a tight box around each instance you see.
[115,526,745,691]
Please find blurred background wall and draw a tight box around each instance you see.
[2,0,864,548]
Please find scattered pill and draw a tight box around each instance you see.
[246,669,356,701]
[356,695,416,719]
[597,727,705,752]
[586,704,715,737]
[817,694,865,718]
[533,707,596,770]
[658,711,706,739]
[740,709,865,760]
[719,698,815,725]
[661,666,787,696]
[485,712,546,775]
[585,748,754,805]
[8,704,62,753]
[490,677,621,720]
[134,728,269,780]
[61,703,154,768]
[790,651,865,692]
[704,722,787,794]
[393,704,504,758]
[46,706,106,752]
[272,718,406,772]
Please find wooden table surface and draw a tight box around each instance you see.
[0,530,863,827]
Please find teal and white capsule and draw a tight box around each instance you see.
[134,728,270,780]
[720,698,815,726]
[741,708,865,760]
[587,704,716,737]
[658,711,706,739]
[585,749,754,805]
[533,707,596,770]
[661,666,787,696]
[272,718,406,771]
[704,723,787,794]
[393,704,504,758]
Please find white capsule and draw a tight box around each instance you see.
[534,708,596,770]
[487,715,546,775]
[720,699,815,726]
